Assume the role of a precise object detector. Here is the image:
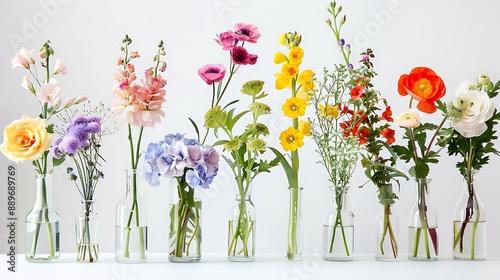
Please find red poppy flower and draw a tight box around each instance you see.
[398,67,446,114]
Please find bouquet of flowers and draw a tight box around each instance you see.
[194,23,260,144]
[271,31,315,260]
[0,41,86,261]
[323,2,407,260]
[195,23,274,261]
[142,133,219,261]
[111,34,167,262]
[53,103,117,262]
[442,75,500,259]
[393,66,448,260]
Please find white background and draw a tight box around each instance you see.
[1,0,500,261]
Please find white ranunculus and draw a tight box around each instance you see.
[452,86,495,138]
[395,109,422,128]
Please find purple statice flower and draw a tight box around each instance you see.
[347,63,354,70]
[344,44,351,51]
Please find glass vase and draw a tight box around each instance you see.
[408,178,438,261]
[169,177,202,262]
[25,174,60,262]
[115,169,148,263]
[322,186,354,261]
[287,186,303,260]
[75,200,99,262]
[228,176,256,262]
[453,170,486,260]
[375,204,399,261]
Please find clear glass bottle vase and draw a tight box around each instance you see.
[115,169,148,263]
[408,178,438,261]
[287,186,303,260]
[453,170,486,260]
[169,177,202,262]
[375,204,399,261]
[25,174,60,262]
[75,200,99,262]
[322,186,354,261]
[228,176,256,262]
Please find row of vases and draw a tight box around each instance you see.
[324,172,486,261]
[24,170,486,263]
[25,170,255,263]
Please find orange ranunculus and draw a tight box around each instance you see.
[398,67,446,114]
[381,127,396,145]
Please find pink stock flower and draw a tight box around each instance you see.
[114,68,137,85]
[231,23,261,43]
[37,80,61,106]
[21,76,36,94]
[214,31,238,50]
[11,47,36,69]
[198,63,226,85]
[54,58,67,75]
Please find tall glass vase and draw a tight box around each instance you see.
[375,204,399,261]
[75,200,100,262]
[453,170,486,260]
[115,169,148,263]
[25,174,60,262]
[323,186,354,261]
[408,178,438,261]
[228,176,256,261]
[287,186,303,260]
[169,177,202,262]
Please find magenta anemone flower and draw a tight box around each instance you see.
[198,63,226,85]
[232,23,261,43]
[231,46,252,65]
[214,31,238,50]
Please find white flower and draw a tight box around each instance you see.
[452,82,495,138]
[37,79,61,107]
[395,109,422,128]
[54,58,67,75]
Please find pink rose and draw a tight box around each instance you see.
[198,64,226,85]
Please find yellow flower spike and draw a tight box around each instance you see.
[275,73,291,90]
[279,34,287,46]
[299,120,312,137]
[282,97,307,118]
[279,127,304,152]
[288,47,304,66]
[274,52,288,64]
[281,63,299,79]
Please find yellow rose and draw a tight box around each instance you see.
[0,115,52,162]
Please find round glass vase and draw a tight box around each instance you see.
[408,178,438,261]
[75,200,100,262]
[322,186,354,261]
[228,176,256,262]
[287,186,303,260]
[168,177,202,262]
[115,169,148,263]
[375,204,399,261]
[453,170,486,260]
[25,174,60,262]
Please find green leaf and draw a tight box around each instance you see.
[46,124,54,134]
[212,139,229,147]
[227,110,250,132]
[269,147,296,187]
[188,117,200,142]
[52,154,66,167]
[222,99,239,111]
[414,161,429,178]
